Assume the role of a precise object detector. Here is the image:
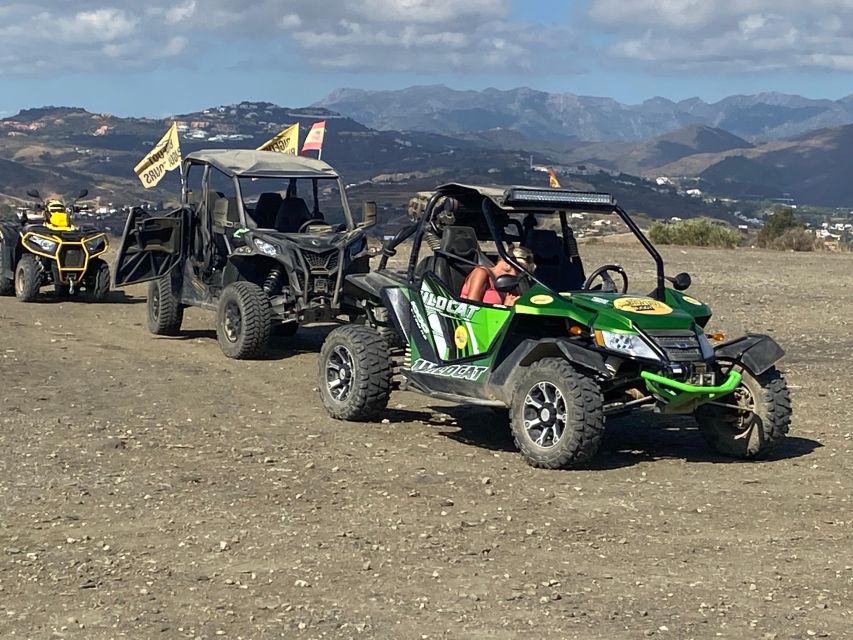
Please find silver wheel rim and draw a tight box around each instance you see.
[151,287,161,320]
[14,268,23,295]
[326,345,355,402]
[522,381,567,448]
[223,301,242,343]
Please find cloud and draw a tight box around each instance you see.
[589,0,853,72]
[0,0,575,77]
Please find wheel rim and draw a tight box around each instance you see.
[522,381,567,448]
[223,300,242,343]
[14,267,26,296]
[325,345,355,402]
[729,384,758,438]
[150,287,161,320]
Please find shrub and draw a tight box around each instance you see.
[769,228,817,252]
[757,208,802,248]
[648,218,741,249]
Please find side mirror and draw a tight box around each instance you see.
[360,201,377,228]
[16,210,27,224]
[77,188,89,200]
[495,274,521,293]
[667,272,692,291]
[26,189,40,199]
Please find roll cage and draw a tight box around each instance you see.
[381,184,668,300]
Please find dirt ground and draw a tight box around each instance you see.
[1,244,851,640]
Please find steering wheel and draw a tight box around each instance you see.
[583,264,628,294]
[298,218,326,233]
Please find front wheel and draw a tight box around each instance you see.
[148,276,184,336]
[319,325,391,421]
[0,249,13,296]
[216,281,272,359]
[14,254,42,302]
[695,365,791,458]
[510,358,604,469]
[86,258,111,302]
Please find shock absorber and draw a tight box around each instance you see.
[424,230,441,252]
[263,265,284,295]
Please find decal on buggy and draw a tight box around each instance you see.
[411,359,488,382]
[613,297,673,315]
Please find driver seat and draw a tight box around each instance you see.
[253,192,283,228]
[274,197,311,233]
[526,229,584,291]
[430,226,490,293]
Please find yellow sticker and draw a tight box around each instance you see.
[530,294,554,305]
[454,325,469,349]
[613,297,673,315]
[682,295,702,306]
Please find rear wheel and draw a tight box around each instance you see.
[14,254,41,302]
[319,325,391,421]
[86,258,111,302]
[0,249,15,296]
[510,358,604,469]
[148,276,184,336]
[216,281,272,359]
[695,365,791,458]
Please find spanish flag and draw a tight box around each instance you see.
[548,168,561,189]
[134,122,182,188]
[258,123,300,155]
[302,120,326,157]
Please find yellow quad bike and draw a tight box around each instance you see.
[0,189,111,302]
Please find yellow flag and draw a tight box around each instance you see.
[548,168,561,189]
[258,123,299,155]
[134,122,182,189]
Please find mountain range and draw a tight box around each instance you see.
[1,88,853,216]
[316,85,853,143]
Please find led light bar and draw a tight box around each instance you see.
[504,188,616,209]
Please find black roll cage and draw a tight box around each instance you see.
[378,189,667,301]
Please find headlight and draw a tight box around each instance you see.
[27,235,58,254]
[84,236,107,254]
[253,238,277,256]
[595,330,661,361]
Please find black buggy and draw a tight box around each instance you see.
[113,149,377,358]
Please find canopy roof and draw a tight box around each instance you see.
[185,149,338,178]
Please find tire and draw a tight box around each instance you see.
[147,276,184,336]
[319,325,392,421]
[695,365,791,459]
[0,248,14,296]
[14,254,41,302]
[510,358,604,469]
[86,258,111,302]
[216,281,272,359]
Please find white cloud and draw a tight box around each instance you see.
[589,0,853,72]
[0,0,575,77]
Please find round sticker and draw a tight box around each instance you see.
[682,295,703,306]
[454,325,469,349]
[529,294,554,305]
[613,297,673,315]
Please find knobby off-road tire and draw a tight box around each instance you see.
[319,325,392,421]
[0,248,15,296]
[216,281,272,359]
[14,254,41,302]
[510,358,604,469]
[695,365,791,459]
[147,276,184,336]
[86,258,111,302]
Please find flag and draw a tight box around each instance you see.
[301,120,326,155]
[257,123,299,155]
[548,168,561,189]
[134,122,182,188]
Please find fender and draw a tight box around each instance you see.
[714,334,784,375]
[0,223,19,279]
[490,338,611,389]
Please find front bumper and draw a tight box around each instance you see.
[641,369,742,414]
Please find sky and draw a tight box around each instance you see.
[1,0,853,117]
